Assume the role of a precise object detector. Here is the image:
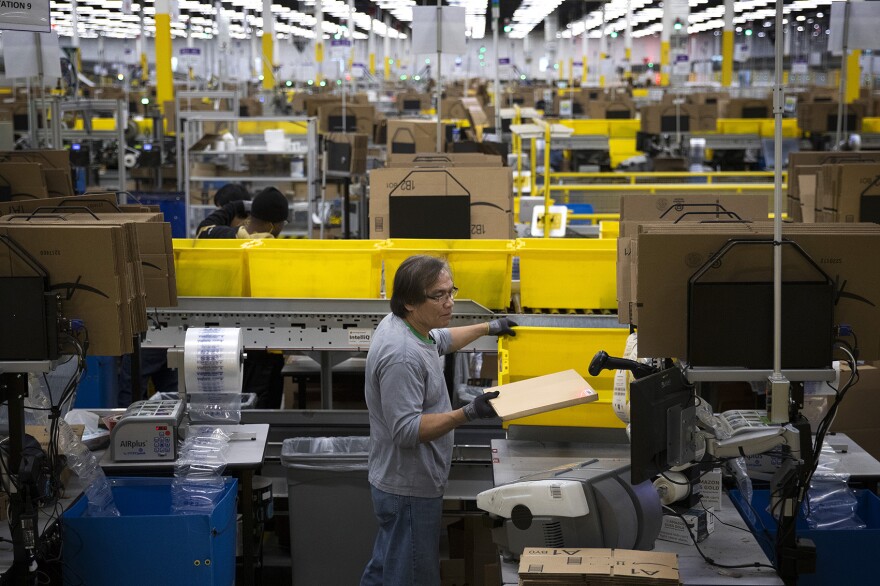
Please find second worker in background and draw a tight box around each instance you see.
[197,186,290,408]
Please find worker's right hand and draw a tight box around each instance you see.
[464,390,500,421]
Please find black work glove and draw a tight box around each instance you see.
[487,318,518,337]
[463,390,500,421]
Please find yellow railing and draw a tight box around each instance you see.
[548,171,785,184]
[549,183,783,195]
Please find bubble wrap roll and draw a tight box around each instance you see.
[184,328,244,394]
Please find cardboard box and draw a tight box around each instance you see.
[634,225,880,360]
[1,211,176,309]
[0,150,73,196]
[724,98,772,119]
[441,98,469,120]
[485,369,598,420]
[830,363,880,461]
[387,119,444,156]
[821,163,880,223]
[787,152,880,220]
[324,132,369,176]
[640,103,697,135]
[368,165,513,239]
[658,508,715,545]
[2,214,148,335]
[318,103,375,136]
[617,194,770,323]
[0,224,133,355]
[0,162,49,199]
[0,192,120,216]
[619,193,770,238]
[587,100,636,120]
[386,153,503,168]
[518,548,679,585]
[397,92,430,113]
[798,101,866,134]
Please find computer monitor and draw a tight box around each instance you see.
[138,143,161,167]
[69,143,90,167]
[629,367,696,485]
[402,99,421,111]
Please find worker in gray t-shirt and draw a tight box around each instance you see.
[360,255,517,586]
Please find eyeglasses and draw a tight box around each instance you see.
[425,286,458,303]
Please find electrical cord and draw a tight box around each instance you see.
[661,504,776,570]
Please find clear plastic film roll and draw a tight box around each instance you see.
[184,328,244,394]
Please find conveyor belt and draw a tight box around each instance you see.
[143,297,626,352]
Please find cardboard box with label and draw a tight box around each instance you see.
[369,165,513,239]
[1,214,148,336]
[0,224,134,355]
[1,211,176,309]
[658,508,715,545]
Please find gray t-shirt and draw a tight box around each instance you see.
[365,313,453,498]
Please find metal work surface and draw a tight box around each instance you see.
[492,438,783,586]
[143,297,625,352]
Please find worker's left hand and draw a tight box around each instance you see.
[487,318,518,337]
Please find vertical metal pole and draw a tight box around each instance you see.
[836,0,852,148]
[769,0,789,424]
[492,0,502,134]
[436,1,443,153]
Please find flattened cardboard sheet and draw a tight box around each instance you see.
[486,369,597,421]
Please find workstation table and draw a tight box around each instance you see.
[491,438,784,586]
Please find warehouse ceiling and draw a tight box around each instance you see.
[44,0,835,43]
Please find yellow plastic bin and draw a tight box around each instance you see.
[173,239,250,297]
[515,238,617,310]
[382,239,515,310]
[246,240,384,298]
[498,326,629,429]
[599,221,620,239]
